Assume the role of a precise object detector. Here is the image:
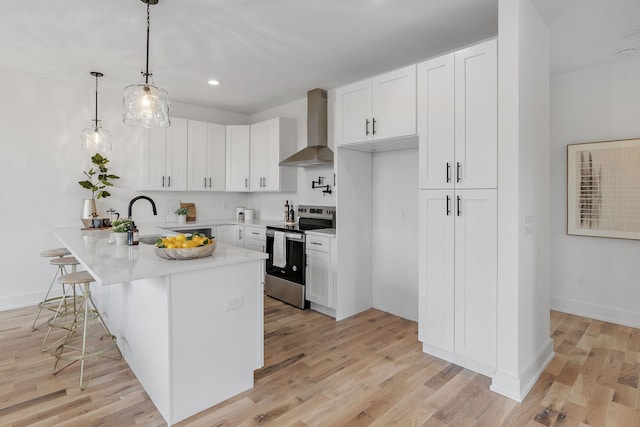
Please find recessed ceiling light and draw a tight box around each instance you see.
[208,79,220,86]
[617,47,638,56]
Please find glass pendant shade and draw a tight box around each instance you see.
[81,122,112,153]
[123,72,171,128]
[82,71,111,152]
[123,0,171,129]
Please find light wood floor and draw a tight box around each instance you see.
[1,297,639,426]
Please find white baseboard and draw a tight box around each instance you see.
[550,296,640,329]
[1,292,42,311]
[310,302,336,318]
[490,338,554,402]
[0,289,60,312]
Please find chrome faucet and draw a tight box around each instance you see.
[128,196,157,219]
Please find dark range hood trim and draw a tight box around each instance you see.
[280,88,334,167]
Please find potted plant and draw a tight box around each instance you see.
[111,218,133,245]
[78,153,120,227]
[175,207,189,224]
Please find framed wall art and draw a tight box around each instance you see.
[567,138,640,240]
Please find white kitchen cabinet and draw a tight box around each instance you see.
[335,65,416,146]
[140,117,188,191]
[187,120,226,191]
[418,189,497,375]
[243,225,266,252]
[418,39,497,190]
[225,125,251,192]
[215,224,240,246]
[305,234,333,309]
[250,118,296,192]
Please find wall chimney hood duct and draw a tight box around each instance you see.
[280,88,333,167]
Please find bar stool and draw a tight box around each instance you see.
[32,248,74,330]
[53,271,122,390]
[40,257,82,352]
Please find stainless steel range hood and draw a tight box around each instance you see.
[280,88,333,167]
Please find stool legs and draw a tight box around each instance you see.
[53,282,121,390]
[32,264,68,330]
[41,283,79,352]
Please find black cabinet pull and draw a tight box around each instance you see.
[365,119,370,135]
[209,177,212,187]
[372,118,376,135]
[456,195,461,216]
[456,162,461,183]
[162,176,165,187]
[446,195,451,216]
[168,176,171,187]
[204,177,206,188]
[446,163,451,183]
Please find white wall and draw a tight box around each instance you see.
[492,0,553,402]
[372,149,419,321]
[550,57,640,327]
[0,69,254,309]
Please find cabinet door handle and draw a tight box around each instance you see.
[372,118,376,135]
[365,119,370,136]
[456,195,461,216]
[456,162,461,183]
[204,177,207,188]
[245,178,248,188]
[251,232,260,235]
[209,177,212,188]
[446,163,451,183]
[446,195,451,216]
[168,176,171,188]
[162,176,165,187]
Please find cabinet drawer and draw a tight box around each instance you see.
[244,226,265,240]
[306,235,330,252]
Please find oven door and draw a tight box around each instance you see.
[265,231,305,284]
[265,230,307,308]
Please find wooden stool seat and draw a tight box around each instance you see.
[50,257,79,267]
[53,271,121,390]
[40,248,71,258]
[57,271,94,285]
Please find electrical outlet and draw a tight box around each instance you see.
[224,295,243,311]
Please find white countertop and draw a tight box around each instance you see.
[52,224,268,286]
[304,228,336,237]
[154,218,282,230]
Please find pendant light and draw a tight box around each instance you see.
[123,0,171,128]
[81,71,112,152]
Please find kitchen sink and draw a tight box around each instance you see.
[139,235,164,245]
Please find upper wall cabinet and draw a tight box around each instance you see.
[140,117,188,191]
[249,118,296,192]
[187,121,226,191]
[335,65,416,146]
[226,125,251,192]
[418,39,497,190]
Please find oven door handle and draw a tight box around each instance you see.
[266,230,305,240]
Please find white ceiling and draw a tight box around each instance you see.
[0,0,637,115]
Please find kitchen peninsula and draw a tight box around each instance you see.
[52,225,268,426]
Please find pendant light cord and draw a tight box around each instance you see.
[94,73,99,129]
[144,2,151,84]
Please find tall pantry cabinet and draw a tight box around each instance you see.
[417,39,498,376]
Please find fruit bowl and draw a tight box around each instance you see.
[154,240,217,260]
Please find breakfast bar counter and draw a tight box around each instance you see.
[51,225,268,426]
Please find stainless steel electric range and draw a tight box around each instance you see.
[265,205,335,309]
